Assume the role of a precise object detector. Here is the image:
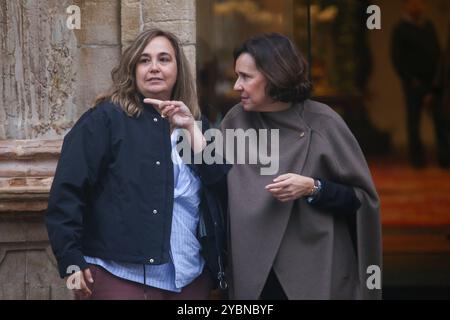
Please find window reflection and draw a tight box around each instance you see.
[197,0,294,126]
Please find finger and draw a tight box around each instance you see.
[267,189,289,197]
[71,274,92,297]
[166,107,180,118]
[143,98,163,106]
[161,102,182,117]
[273,173,292,182]
[84,268,94,284]
[81,279,92,297]
[74,287,91,296]
[265,180,290,190]
[275,193,291,200]
[266,187,283,193]
[160,104,175,115]
[168,101,191,115]
[145,99,174,112]
[267,189,289,198]
[275,193,293,201]
[160,105,177,118]
[158,101,176,108]
[273,193,289,200]
[164,106,180,119]
[167,100,184,107]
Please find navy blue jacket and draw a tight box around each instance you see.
[45,99,230,288]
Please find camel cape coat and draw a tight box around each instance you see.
[220,100,382,299]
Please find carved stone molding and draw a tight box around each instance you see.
[0,139,62,213]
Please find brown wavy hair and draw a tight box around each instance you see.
[233,33,312,103]
[95,29,200,119]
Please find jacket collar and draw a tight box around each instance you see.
[138,92,160,116]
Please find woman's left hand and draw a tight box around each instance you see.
[265,173,315,202]
[144,98,195,129]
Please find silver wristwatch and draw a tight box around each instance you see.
[306,179,322,204]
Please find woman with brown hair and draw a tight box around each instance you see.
[221,33,381,300]
[45,29,229,300]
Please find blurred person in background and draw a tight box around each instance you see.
[391,0,450,168]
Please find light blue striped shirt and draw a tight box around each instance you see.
[85,129,204,292]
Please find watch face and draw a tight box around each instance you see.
[313,180,322,196]
[316,179,322,190]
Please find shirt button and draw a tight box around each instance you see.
[299,131,305,138]
[153,209,158,214]
[156,161,161,165]
[153,118,158,122]
[149,258,154,263]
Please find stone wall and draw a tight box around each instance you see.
[1,0,79,140]
[0,0,197,299]
[0,140,70,299]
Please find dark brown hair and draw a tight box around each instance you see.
[233,33,312,103]
[95,29,200,119]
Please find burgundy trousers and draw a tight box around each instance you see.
[75,264,214,300]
